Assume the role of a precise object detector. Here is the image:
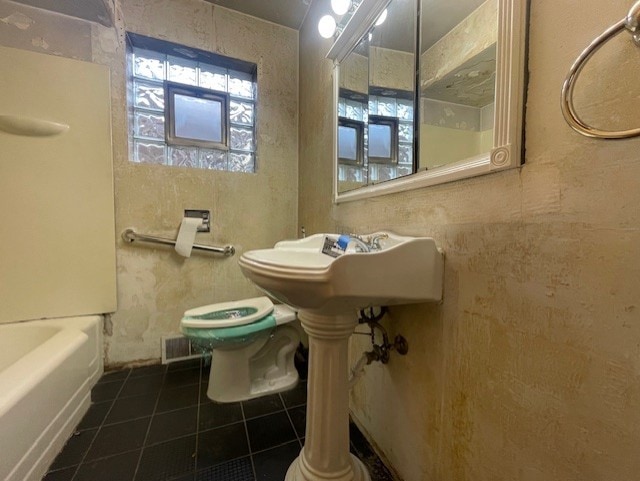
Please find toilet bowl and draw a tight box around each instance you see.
[180,296,300,403]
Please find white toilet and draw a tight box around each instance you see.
[180,296,300,403]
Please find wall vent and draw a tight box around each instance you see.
[161,335,202,364]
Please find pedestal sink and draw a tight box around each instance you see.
[238,233,444,481]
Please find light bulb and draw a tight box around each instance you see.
[375,9,387,26]
[331,0,351,16]
[318,15,337,39]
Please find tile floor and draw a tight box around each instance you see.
[43,358,395,481]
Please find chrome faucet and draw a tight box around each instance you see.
[346,233,389,252]
[368,233,389,251]
[347,234,371,252]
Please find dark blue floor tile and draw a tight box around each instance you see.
[252,441,299,481]
[242,394,284,419]
[77,401,112,431]
[105,393,157,424]
[119,373,165,398]
[287,405,306,438]
[98,369,130,383]
[156,384,199,413]
[50,429,97,470]
[42,466,77,481]
[246,411,297,453]
[167,358,202,372]
[279,381,307,408]
[147,406,198,446]
[92,380,123,402]
[163,367,201,390]
[136,435,196,481]
[197,423,249,470]
[129,363,167,379]
[74,450,140,481]
[198,400,243,431]
[195,456,254,481]
[85,417,150,461]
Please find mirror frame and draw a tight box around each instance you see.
[329,0,528,203]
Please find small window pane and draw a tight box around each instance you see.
[134,140,166,164]
[134,111,165,139]
[397,165,412,176]
[369,123,392,158]
[200,149,228,170]
[345,100,363,121]
[228,70,254,99]
[399,144,413,164]
[338,164,365,182]
[134,81,164,110]
[168,56,197,85]
[174,94,223,143]
[368,97,377,114]
[169,146,199,167]
[398,122,413,143]
[230,100,254,125]
[229,152,254,172]
[397,99,414,121]
[338,99,346,117]
[199,66,227,92]
[376,98,397,117]
[133,48,165,80]
[230,126,254,151]
[338,125,358,161]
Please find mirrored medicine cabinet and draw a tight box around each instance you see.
[329,0,528,202]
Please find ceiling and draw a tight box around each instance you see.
[7,0,485,52]
[208,0,487,54]
[205,0,312,30]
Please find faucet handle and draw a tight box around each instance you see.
[367,233,389,251]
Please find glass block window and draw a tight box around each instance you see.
[369,94,413,168]
[127,33,257,173]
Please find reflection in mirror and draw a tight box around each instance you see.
[337,36,370,192]
[337,0,417,194]
[419,0,497,169]
[333,0,525,201]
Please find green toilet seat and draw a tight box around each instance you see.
[180,296,277,348]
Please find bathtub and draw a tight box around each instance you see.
[0,316,103,481]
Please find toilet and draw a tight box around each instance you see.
[180,296,300,403]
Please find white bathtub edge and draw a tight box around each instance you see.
[0,315,103,481]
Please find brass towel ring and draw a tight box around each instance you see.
[561,0,640,139]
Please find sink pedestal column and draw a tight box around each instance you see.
[285,311,370,481]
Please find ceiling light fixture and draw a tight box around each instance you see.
[375,8,387,26]
[318,0,362,40]
[318,14,337,38]
[331,0,352,16]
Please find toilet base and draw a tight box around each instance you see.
[206,325,300,403]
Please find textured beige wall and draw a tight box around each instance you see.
[0,0,298,366]
[300,1,640,481]
[420,0,497,90]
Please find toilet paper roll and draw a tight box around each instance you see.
[175,217,201,257]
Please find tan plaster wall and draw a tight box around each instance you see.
[369,46,413,92]
[299,0,640,480]
[420,0,497,91]
[0,0,298,366]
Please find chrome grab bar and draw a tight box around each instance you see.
[561,0,640,139]
[121,228,235,257]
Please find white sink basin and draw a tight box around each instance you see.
[238,232,444,314]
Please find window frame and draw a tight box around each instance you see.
[165,82,230,150]
[126,32,258,172]
[337,117,365,165]
[367,115,399,164]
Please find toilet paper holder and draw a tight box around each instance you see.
[184,209,210,233]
